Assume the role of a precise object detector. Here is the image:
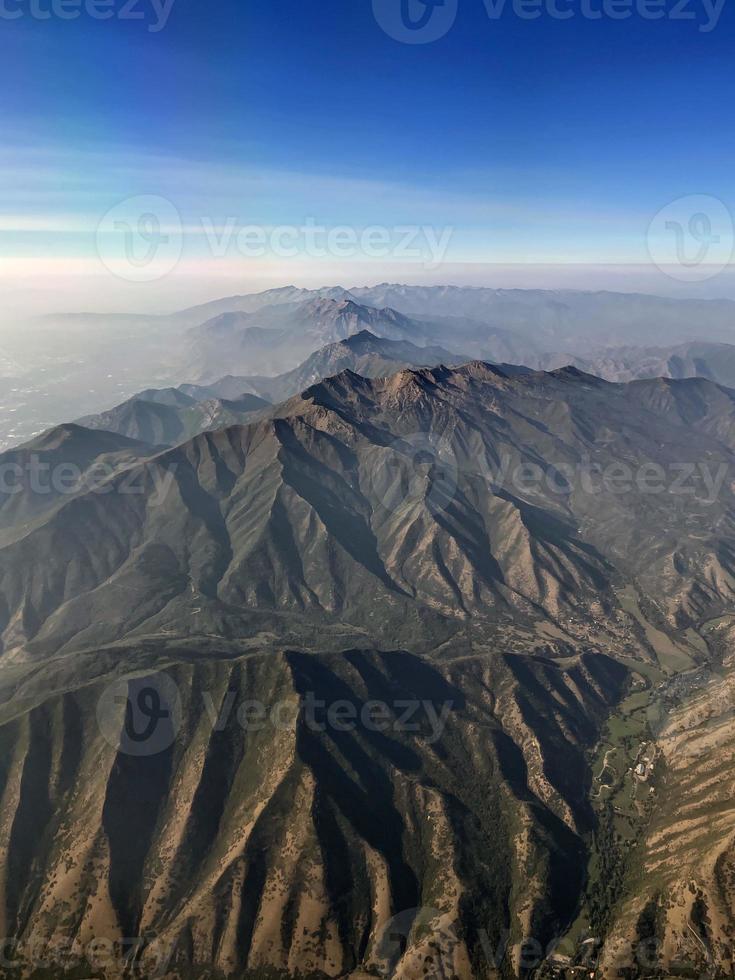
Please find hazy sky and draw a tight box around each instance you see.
[1,0,734,317]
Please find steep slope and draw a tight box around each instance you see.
[0,643,628,979]
[0,424,159,546]
[77,390,269,447]
[3,365,735,664]
[278,365,735,642]
[569,642,735,979]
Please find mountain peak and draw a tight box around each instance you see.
[341,329,382,348]
[9,422,151,457]
[17,422,92,452]
[547,365,607,384]
[299,367,376,405]
[299,295,359,313]
[454,359,510,379]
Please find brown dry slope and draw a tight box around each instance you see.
[0,645,627,978]
[598,648,735,978]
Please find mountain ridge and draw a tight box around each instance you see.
[5,361,735,664]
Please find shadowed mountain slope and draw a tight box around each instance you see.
[0,643,627,978]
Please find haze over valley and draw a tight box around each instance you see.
[7,284,735,453]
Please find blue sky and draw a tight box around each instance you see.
[1,0,734,313]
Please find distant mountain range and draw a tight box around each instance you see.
[535,339,735,386]
[168,282,735,349]
[182,296,449,379]
[47,282,733,380]
[172,284,735,385]
[346,283,735,349]
[12,282,734,454]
